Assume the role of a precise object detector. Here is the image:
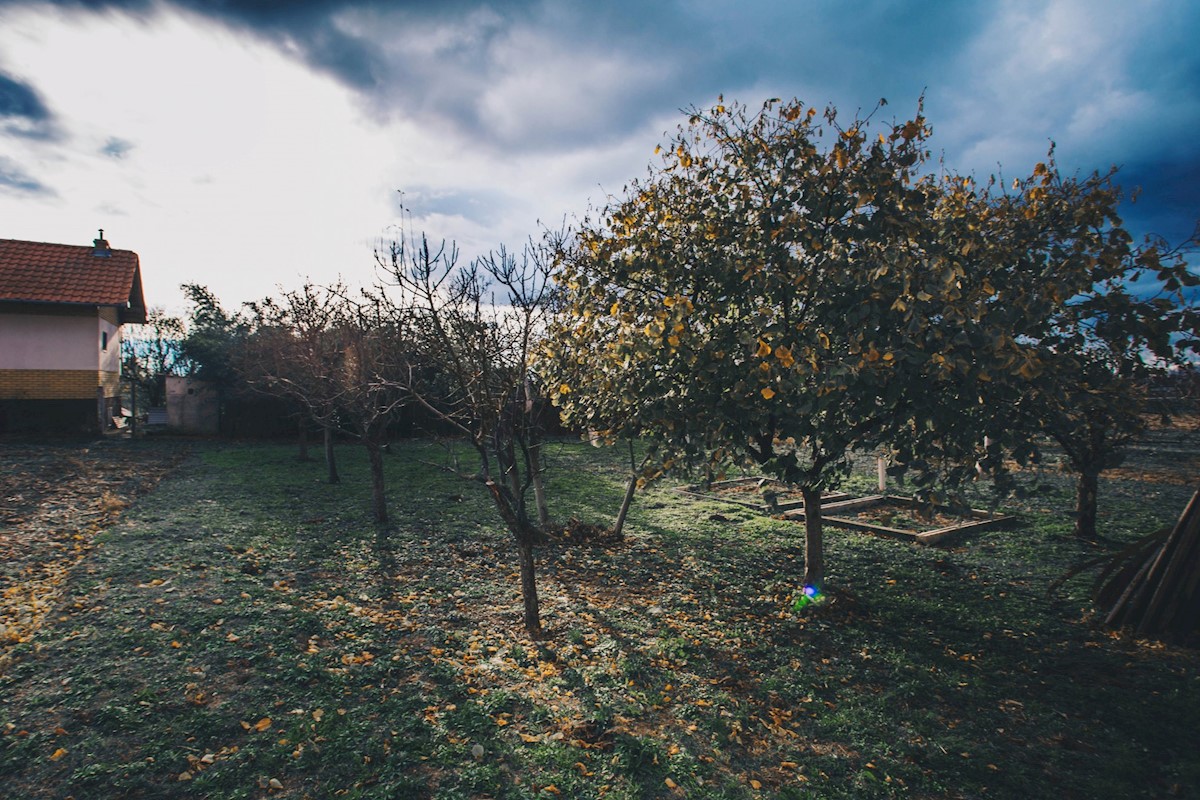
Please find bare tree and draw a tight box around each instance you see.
[375,230,557,637]
[244,282,411,523]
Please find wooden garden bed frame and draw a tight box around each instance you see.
[679,478,1010,545]
[677,477,851,514]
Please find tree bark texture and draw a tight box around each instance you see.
[484,478,543,637]
[529,440,551,528]
[612,473,638,540]
[366,438,387,524]
[1075,469,1100,541]
[517,541,542,639]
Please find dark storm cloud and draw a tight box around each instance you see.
[0,70,59,139]
[1,0,1196,244]
[0,156,54,195]
[0,0,982,151]
[0,71,49,119]
[1116,159,1200,247]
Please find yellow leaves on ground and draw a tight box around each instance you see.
[761,387,776,400]
[664,776,678,789]
[0,444,183,667]
[754,340,771,358]
[240,717,272,732]
[774,346,795,368]
[49,747,67,761]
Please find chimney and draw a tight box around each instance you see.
[92,228,111,257]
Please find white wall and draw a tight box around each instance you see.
[98,313,121,374]
[0,311,98,370]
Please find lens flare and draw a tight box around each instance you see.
[792,585,824,611]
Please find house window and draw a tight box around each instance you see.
[101,331,108,351]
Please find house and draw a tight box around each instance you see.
[0,232,147,433]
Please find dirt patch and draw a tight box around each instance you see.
[848,503,968,533]
[0,438,187,665]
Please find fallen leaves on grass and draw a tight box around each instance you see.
[0,442,187,670]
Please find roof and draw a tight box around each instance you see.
[0,236,147,323]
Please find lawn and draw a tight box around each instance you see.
[1,429,1198,799]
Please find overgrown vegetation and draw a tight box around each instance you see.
[1,434,1198,799]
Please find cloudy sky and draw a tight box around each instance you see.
[1,0,1198,313]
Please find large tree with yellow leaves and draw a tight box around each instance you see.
[548,97,977,592]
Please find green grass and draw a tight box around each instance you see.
[1,435,1198,799]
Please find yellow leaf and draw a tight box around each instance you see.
[755,340,771,358]
[817,331,830,350]
[761,387,776,400]
[49,747,68,761]
[751,779,763,789]
[312,709,324,722]
[664,777,678,789]
[254,717,272,732]
[558,384,571,395]
[610,301,620,315]
[775,346,795,368]
[543,785,561,795]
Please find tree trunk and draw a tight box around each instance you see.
[324,426,340,484]
[1075,468,1100,541]
[801,487,824,591]
[529,439,551,529]
[505,445,523,511]
[517,540,542,639]
[366,437,388,524]
[484,477,543,637]
[612,473,638,540]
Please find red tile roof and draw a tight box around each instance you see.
[0,237,147,323]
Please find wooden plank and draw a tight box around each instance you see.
[704,477,763,490]
[822,515,919,541]
[915,516,1011,546]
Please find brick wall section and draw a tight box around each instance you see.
[0,369,120,400]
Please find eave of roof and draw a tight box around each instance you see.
[0,237,148,323]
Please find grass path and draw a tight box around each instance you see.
[1,436,1198,799]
